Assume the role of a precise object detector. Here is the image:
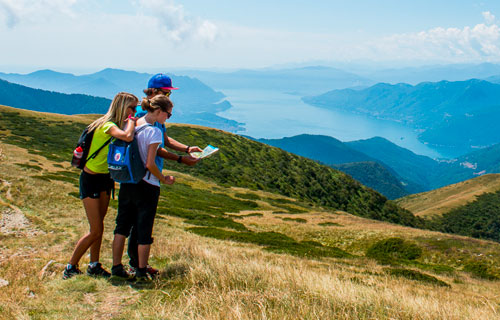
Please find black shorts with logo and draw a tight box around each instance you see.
[79,171,114,199]
[114,180,160,245]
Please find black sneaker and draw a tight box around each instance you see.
[62,264,82,280]
[111,264,134,281]
[86,263,111,278]
[129,264,159,279]
[135,268,152,283]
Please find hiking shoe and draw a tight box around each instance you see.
[86,263,111,278]
[111,264,134,281]
[135,268,152,283]
[129,264,159,278]
[62,264,82,280]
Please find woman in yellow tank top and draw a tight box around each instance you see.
[63,92,139,279]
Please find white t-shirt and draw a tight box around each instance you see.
[135,123,163,186]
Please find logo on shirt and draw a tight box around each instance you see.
[114,152,122,162]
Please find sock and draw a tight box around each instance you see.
[138,267,147,274]
[66,264,75,270]
[89,261,99,268]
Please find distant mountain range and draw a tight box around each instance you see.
[0,69,244,131]
[360,62,500,85]
[253,134,500,199]
[178,66,374,95]
[303,79,500,156]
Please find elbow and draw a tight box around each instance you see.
[146,162,156,171]
[123,134,134,142]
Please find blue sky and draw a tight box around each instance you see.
[0,0,499,73]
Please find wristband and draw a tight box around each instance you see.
[185,146,190,153]
[177,155,183,163]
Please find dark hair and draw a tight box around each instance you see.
[141,95,173,113]
[143,88,158,96]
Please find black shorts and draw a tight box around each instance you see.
[79,171,114,199]
[114,180,160,245]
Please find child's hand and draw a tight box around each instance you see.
[183,155,200,166]
[163,175,175,185]
[189,146,203,153]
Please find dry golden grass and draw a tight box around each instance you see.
[2,141,500,319]
[397,174,500,217]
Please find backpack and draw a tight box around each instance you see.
[71,127,112,170]
[107,125,151,184]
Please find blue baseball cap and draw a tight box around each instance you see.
[147,73,179,90]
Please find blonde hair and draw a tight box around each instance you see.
[88,92,138,132]
[141,95,173,113]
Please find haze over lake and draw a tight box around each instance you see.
[217,89,444,159]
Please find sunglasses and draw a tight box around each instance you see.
[166,110,172,118]
[161,90,171,97]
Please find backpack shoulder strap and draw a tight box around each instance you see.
[88,137,113,160]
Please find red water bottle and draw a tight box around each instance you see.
[71,146,84,168]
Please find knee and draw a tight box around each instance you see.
[88,229,104,241]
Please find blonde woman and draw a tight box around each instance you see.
[63,92,139,279]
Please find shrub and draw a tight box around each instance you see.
[463,260,498,280]
[386,268,450,287]
[187,227,350,259]
[366,238,422,265]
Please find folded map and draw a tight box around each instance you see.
[190,144,219,159]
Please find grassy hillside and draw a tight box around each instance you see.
[0,105,421,228]
[397,174,500,217]
[2,108,500,319]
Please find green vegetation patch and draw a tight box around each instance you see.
[15,163,43,171]
[0,110,85,163]
[229,213,264,219]
[155,182,258,231]
[366,238,422,265]
[234,193,261,200]
[184,215,248,231]
[318,221,342,227]
[463,260,499,280]
[282,217,307,223]
[187,227,350,259]
[36,173,79,186]
[386,268,450,287]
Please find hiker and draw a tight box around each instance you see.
[111,95,176,281]
[125,73,202,278]
[63,92,139,279]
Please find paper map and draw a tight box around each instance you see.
[190,145,219,159]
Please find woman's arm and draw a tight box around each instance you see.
[157,147,199,166]
[108,119,136,142]
[146,143,175,185]
[164,132,202,153]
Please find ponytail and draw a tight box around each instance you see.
[141,95,173,113]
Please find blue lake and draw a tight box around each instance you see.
[217,89,444,159]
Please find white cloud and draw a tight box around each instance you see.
[368,21,500,63]
[0,0,77,28]
[482,11,496,25]
[137,0,218,44]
